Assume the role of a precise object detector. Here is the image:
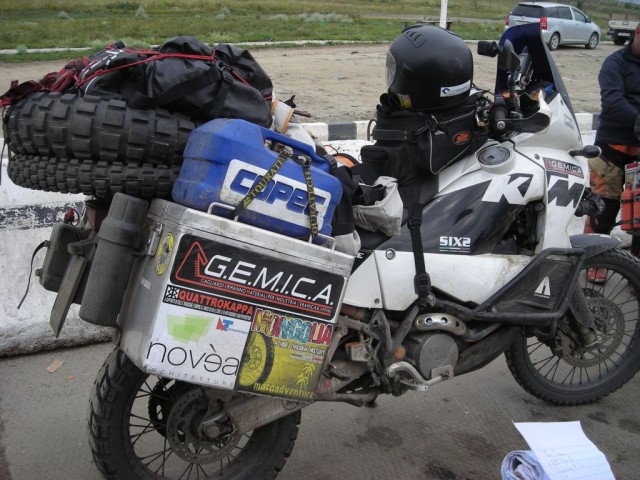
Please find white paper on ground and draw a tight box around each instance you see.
[514,421,615,480]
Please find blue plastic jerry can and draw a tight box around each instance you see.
[172,118,343,240]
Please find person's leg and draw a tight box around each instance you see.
[584,157,624,283]
[583,157,623,234]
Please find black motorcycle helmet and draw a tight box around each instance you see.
[386,25,473,111]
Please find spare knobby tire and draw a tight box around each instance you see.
[3,92,198,166]
[7,153,180,199]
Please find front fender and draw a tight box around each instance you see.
[570,233,621,259]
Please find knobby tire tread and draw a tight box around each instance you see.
[88,348,136,478]
[4,92,197,166]
[8,153,179,199]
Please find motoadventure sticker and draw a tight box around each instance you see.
[235,307,333,401]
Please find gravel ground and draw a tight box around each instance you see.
[0,41,616,124]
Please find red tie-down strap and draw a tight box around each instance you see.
[0,57,89,107]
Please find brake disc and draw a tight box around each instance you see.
[166,388,241,464]
[148,379,190,437]
[563,296,625,368]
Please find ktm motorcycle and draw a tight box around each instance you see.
[12,24,640,480]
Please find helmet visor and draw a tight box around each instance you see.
[385,50,397,89]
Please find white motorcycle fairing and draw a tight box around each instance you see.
[344,92,589,311]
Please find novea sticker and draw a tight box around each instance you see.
[144,303,250,389]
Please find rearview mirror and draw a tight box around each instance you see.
[477,40,500,57]
[498,40,521,71]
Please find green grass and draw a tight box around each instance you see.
[0,0,634,62]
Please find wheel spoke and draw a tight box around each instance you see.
[529,352,555,368]
[197,463,210,479]
[140,446,174,466]
[178,461,195,480]
[560,365,576,385]
[130,421,158,445]
[539,355,561,381]
[527,341,545,355]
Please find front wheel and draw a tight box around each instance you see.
[506,248,640,405]
[586,32,599,50]
[89,348,301,480]
[613,37,627,46]
[548,32,561,51]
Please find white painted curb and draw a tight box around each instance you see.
[0,153,113,356]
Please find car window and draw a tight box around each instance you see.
[557,6,572,20]
[546,7,560,19]
[511,5,544,18]
[572,8,587,22]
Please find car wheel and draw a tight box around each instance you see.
[613,37,627,46]
[586,32,599,50]
[548,32,560,51]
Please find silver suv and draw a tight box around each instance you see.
[505,2,600,50]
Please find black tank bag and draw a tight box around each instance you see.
[362,94,483,181]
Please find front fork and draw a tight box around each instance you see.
[542,233,622,354]
[566,285,600,348]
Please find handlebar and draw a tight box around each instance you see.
[491,102,509,134]
[478,40,545,137]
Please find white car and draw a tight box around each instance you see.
[505,2,601,50]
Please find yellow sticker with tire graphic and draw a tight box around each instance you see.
[154,232,174,275]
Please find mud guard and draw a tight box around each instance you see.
[570,233,621,259]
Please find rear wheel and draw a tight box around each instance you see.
[613,37,627,46]
[548,32,561,51]
[505,248,640,405]
[586,32,599,50]
[89,348,301,480]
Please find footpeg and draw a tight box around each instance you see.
[325,364,350,381]
[385,362,453,392]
